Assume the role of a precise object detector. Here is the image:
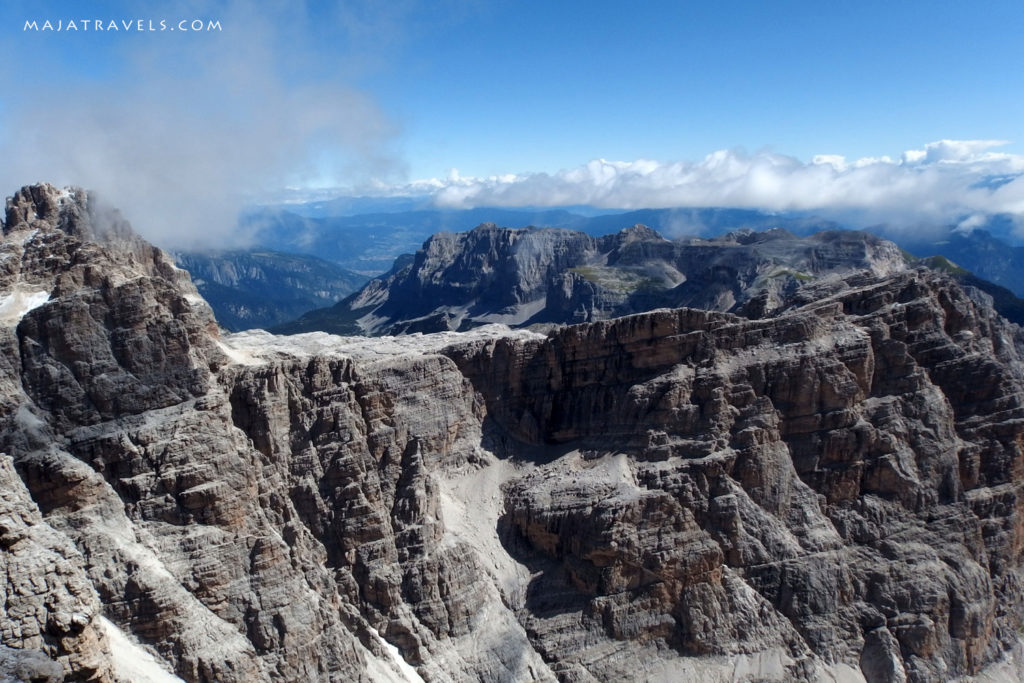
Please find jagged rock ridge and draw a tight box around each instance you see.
[277,222,909,336]
[1,184,1024,682]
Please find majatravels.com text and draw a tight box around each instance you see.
[24,19,222,32]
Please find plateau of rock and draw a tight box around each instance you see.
[2,184,1024,683]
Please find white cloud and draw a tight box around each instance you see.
[414,141,1024,232]
[956,213,990,233]
[0,1,404,249]
[812,155,848,171]
[906,139,1012,164]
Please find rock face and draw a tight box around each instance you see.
[0,455,113,683]
[2,184,1024,683]
[442,273,1024,681]
[276,223,909,336]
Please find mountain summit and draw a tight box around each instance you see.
[2,184,1024,681]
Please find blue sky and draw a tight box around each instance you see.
[377,0,1024,177]
[1,0,1023,245]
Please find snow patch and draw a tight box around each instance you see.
[99,616,184,683]
[0,287,50,325]
[366,627,425,683]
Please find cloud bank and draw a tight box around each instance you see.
[423,140,1024,233]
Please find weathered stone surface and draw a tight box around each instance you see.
[441,269,1024,682]
[2,183,1024,683]
[0,455,114,682]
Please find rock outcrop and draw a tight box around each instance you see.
[442,271,1024,681]
[2,184,1024,682]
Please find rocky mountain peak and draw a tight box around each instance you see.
[618,222,665,241]
[0,184,221,429]
[595,223,667,251]
[467,220,501,233]
[3,183,72,231]
[1,183,200,297]
[5,182,125,243]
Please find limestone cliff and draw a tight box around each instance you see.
[2,184,1024,683]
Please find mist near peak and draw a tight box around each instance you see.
[0,1,404,250]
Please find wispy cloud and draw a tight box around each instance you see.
[421,140,1024,233]
[0,1,404,248]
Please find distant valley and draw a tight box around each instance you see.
[173,250,366,331]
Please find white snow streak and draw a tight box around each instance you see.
[0,287,50,325]
[365,627,426,683]
[98,617,184,683]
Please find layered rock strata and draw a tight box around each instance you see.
[1,184,1023,683]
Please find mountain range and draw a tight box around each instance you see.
[168,204,1024,336]
[4,184,1024,681]
[274,224,910,336]
[902,229,1024,296]
[242,202,1024,292]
